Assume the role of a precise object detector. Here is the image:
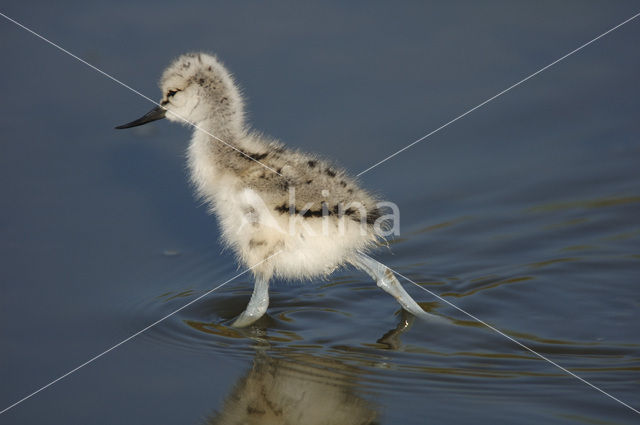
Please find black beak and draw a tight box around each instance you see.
[115,105,166,129]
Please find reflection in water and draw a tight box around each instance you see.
[205,349,379,425]
[375,310,415,350]
[202,315,425,424]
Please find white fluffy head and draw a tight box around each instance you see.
[159,53,245,136]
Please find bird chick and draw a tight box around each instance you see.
[117,52,434,327]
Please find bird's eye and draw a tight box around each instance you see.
[167,89,179,98]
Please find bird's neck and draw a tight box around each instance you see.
[196,115,242,144]
[187,117,258,200]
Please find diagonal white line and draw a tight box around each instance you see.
[0,251,282,415]
[358,252,640,416]
[357,11,640,177]
[0,11,282,177]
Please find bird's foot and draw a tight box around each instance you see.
[231,310,265,327]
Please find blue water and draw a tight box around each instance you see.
[1,2,639,424]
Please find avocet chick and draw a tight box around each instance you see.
[116,52,434,327]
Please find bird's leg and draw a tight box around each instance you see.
[351,253,438,320]
[232,276,270,327]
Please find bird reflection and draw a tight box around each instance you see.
[374,311,413,350]
[205,350,379,425]
[189,306,420,424]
